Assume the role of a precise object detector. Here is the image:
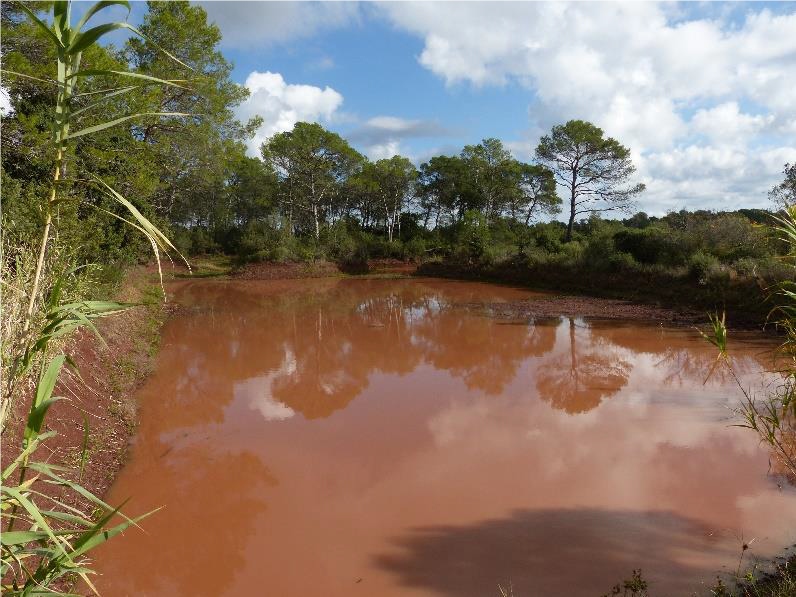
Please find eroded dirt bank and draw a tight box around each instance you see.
[1,268,172,507]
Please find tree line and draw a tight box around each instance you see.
[3,0,794,272]
[2,1,654,266]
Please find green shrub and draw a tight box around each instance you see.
[533,223,565,253]
[688,250,722,285]
[404,237,427,261]
[453,210,491,263]
[607,251,638,272]
[583,231,617,265]
[614,228,668,264]
[561,240,584,260]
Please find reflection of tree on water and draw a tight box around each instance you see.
[154,280,773,425]
[536,318,631,414]
[154,280,561,424]
[414,308,556,396]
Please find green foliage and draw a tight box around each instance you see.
[262,121,365,239]
[688,250,722,284]
[535,119,645,241]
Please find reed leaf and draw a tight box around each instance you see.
[65,111,189,140]
[16,4,63,48]
[73,0,130,33]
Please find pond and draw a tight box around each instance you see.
[94,277,796,596]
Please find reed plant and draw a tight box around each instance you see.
[701,207,796,481]
[1,1,188,593]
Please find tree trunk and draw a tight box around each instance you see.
[566,170,577,242]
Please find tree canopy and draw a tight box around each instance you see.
[535,120,645,241]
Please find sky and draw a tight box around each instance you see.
[11,1,796,216]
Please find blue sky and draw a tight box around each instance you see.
[221,10,536,161]
[58,2,796,215]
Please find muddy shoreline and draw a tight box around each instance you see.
[457,295,704,326]
[234,259,760,329]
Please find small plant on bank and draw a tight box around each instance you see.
[601,569,649,597]
[1,1,188,593]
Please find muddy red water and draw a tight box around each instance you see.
[93,278,796,597]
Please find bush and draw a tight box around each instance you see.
[561,240,584,261]
[454,210,491,263]
[688,250,722,285]
[614,228,667,264]
[607,251,638,272]
[583,231,617,266]
[404,237,426,261]
[320,221,358,262]
[533,223,565,253]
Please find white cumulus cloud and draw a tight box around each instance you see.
[380,2,796,213]
[348,115,456,159]
[691,103,773,145]
[236,71,344,156]
[200,1,361,48]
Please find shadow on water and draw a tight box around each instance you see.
[373,508,734,597]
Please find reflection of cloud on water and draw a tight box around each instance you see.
[253,394,295,421]
[236,346,298,421]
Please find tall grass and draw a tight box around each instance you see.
[1,1,188,593]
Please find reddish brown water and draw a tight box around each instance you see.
[94,278,796,597]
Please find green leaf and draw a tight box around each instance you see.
[52,1,71,46]
[1,487,70,561]
[79,414,89,481]
[18,3,64,49]
[67,68,190,89]
[28,464,139,529]
[74,1,131,33]
[67,23,129,55]
[2,530,78,547]
[24,398,64,445]
[0,69,58,86]
[69,506,160,560]
[122,22,195,72]
[71,85,140,118]
[39,509,94,529]
[35,356,65,410]
[64,111,190,140]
